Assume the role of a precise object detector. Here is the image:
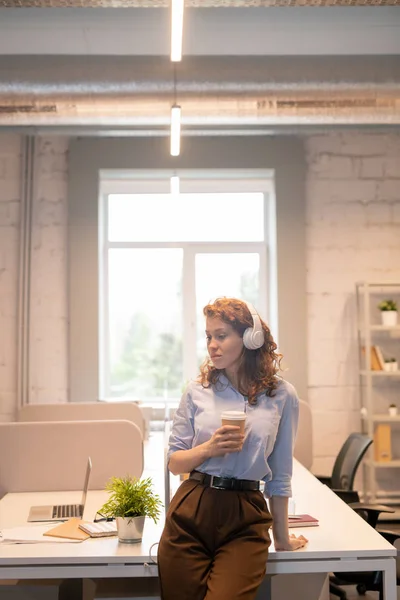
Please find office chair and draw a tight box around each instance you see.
[316,432,373,495]
[330,508,399,600]
[317,433,398,600]
[315,433,374,600]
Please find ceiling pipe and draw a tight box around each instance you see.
[0,56,400,126]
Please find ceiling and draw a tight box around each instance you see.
[1,0,399,5]
[1,2,400,130]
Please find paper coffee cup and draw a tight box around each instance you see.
[221,410,246,434]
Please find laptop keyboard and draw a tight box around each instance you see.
[52,504,81,519]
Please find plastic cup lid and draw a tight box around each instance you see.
[221,410,246,420]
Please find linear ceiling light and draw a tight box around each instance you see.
[171,0,184,62]
[170,104,181,157]
[170,175,180,194]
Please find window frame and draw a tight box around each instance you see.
[99,171,274,401]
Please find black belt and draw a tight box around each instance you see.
[189,470,260,491]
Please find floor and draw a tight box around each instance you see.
[380,522,400,534]
[335,588,377,600]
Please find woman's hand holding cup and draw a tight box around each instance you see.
[207,425,244,457]
[206,411,246,457]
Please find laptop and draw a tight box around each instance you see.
[27,457,92,522]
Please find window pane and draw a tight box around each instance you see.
[194,253,260,368]
[108,193,264,242]
[107,249,183,402]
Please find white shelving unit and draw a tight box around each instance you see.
[356,281,400,504]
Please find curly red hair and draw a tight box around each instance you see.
[198,297,282,405]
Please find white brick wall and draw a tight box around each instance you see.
[306,132,400,476]
[0,135,69,421]
[29,137,69,404]
[0,134,21,421]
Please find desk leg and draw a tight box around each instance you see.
[382,558,397,600]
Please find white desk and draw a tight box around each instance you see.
[0,461,397,600]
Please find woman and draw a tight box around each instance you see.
[158,297,307,600]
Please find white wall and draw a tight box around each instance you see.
[0,135,69,421]
[0,134,21,422]
[1,131,400,474]
[306,133,400,474]
[29,138,69,404]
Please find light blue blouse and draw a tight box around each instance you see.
[167,375,299,498]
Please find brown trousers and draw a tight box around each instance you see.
[158,479,272,600]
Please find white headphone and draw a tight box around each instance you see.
[242,302,265,350]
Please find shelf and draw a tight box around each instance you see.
[376,490,400,498]
[360,370,400,376]
[371,414,400,422]
[368,460,400,468]
[367,325,400,331]
[356,282,400,291]
[356,281,400,501]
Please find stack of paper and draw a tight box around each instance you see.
[0,525,84,545]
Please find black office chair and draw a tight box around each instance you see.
[330,508,399,600]
[316,433,399,600]
[316,432,373,496]
[315,433,374,600]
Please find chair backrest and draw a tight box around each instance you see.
[331,433,373,491]
[294,399,313,470]
[0,420,143,498]
[17,401,145,439]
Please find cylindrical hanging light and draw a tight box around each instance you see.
[170,175,180,194]
[170,104,181,156]
[171,0,184,62]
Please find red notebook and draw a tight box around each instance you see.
[288,514,319,528]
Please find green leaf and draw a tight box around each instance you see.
[378,299,398,312]
[99,475,163,523]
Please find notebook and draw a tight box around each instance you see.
[27,457,92,522]
[288,514,319,528]
[43,518,90,541]
[78,521,118,538]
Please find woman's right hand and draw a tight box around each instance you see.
[206,425,245,457]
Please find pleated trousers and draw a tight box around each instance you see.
[158,478,272,600]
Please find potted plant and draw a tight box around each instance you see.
[388,404,398,417]
[378,299,398,326]
[383,357,398,372]
[99,476,162,543]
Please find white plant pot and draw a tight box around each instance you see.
[381,311,398,326]
[116,516,145,543]
[389,406,398,417]
[384,361,398,372]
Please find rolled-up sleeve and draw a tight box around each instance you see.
[167,386,195,463]
[263,389,299,498]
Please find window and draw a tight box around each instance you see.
[100,173,274,405]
